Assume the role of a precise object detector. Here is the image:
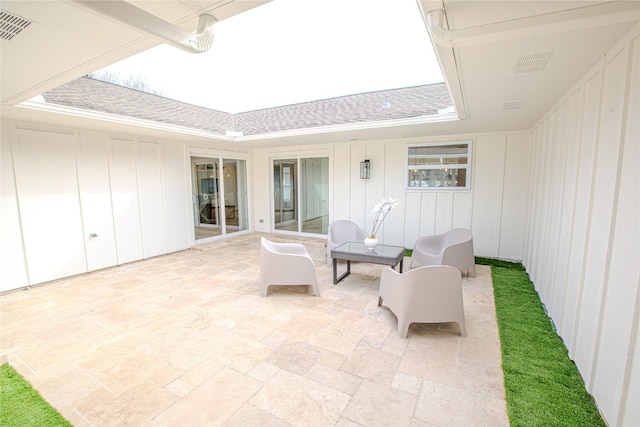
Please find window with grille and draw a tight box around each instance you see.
[406,141,471,189]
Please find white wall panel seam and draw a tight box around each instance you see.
[547,102,570,314]
[556,89,585,336]
[7,125,31,286]
[569,57,606,360]
[617,276,640,425]
[496,135,508,259]
[106,137,120,264]
[134,140,146,257]
[72,130,91,272]
[159,142,169,253]
[588,43,632,390]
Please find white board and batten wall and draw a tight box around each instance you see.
[0,124,194,293]
[251,130,532,261]
[524,26,639,427]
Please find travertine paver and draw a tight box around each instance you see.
[0,232,508,426]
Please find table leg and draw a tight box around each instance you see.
[400,258,404,273]
[333,259,351,284]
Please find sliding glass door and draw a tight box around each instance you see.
[273,156,328,235]
[274,160,297,231]
[192,156,248,241]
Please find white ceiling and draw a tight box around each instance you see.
[1,0,639,145]
[0,0,270,105]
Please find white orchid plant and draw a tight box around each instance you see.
[369,197,399,238]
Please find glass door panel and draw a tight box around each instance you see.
[192,156,248,241]
[272,156,328,235]
[193,160,221,240]
[222,158,248,234]
[301,157,329,234]
[274,160,297,231]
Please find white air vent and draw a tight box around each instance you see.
[512,50,553,74]
[502,100,524,111]
[0,10,32,41]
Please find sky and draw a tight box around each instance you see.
[96,0,443,113]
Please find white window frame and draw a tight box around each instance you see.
[406,140,472,190]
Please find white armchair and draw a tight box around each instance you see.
[378,265,466,338]
[260,237,320,297]
[326,220,368,267]
[411,228,476,276]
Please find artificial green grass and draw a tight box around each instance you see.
[0,363,71,427]
[476,257,605,427]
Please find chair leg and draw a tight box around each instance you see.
[309,283,321,297]
[397,319,410,339]
[459,319,467,337]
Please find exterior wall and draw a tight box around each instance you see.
[0,121,242,292]
[523,25,639,427]
[251,130,531,259]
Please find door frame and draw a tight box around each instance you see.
[269,154,330,237]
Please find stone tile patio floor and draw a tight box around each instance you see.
[0,232,509,426]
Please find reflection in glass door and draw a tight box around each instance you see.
[222,158,248,235]
[194,160,221,240]
[192,156,248,241]
[274,160,297,231]
[301,157,329,234]
[273,157,328,235]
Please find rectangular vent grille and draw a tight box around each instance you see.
[502,100,524,111]
[0,11,32,41]
[512,50,553,75]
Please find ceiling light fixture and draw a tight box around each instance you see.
[70,0,215,53]
[381,97,391,109]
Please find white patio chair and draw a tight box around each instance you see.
[326,220,368,267]
[260,237,320,297]
[411,228,476,276]
[378,265,466,338]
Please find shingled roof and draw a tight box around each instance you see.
[42,77,453,136]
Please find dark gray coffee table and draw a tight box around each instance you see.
[331,241,406,284]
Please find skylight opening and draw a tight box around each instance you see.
[90,0,446,114]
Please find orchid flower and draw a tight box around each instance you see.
[369,197,399,237]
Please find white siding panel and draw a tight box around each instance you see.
[419,192,437,237]
[252,150,270,233]
[138,142,167,258]
[574,47,628,386]
[591,37,640,426]
[110,139,143,264]
[434,192,453,234]
[363,142,385,240]
[471,135,506,258]
[384,141,408,247]
[561,70,602,351]
[523,126,543,268]
[163,142,191,252]
[549,89,583,331]
[498,132,530,261]
[350,144,368,230]
[0,125,28,290]
[621,331,640,427]
[14,128,87,284]
[525,26,639,427]
[403,191,422,250]
[77,131,118,271]
[332,144,351,221]
[451,192,472,231]
[546,104,570,309]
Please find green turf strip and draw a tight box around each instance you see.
[476,257,605,427]
[0,363,71,427]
